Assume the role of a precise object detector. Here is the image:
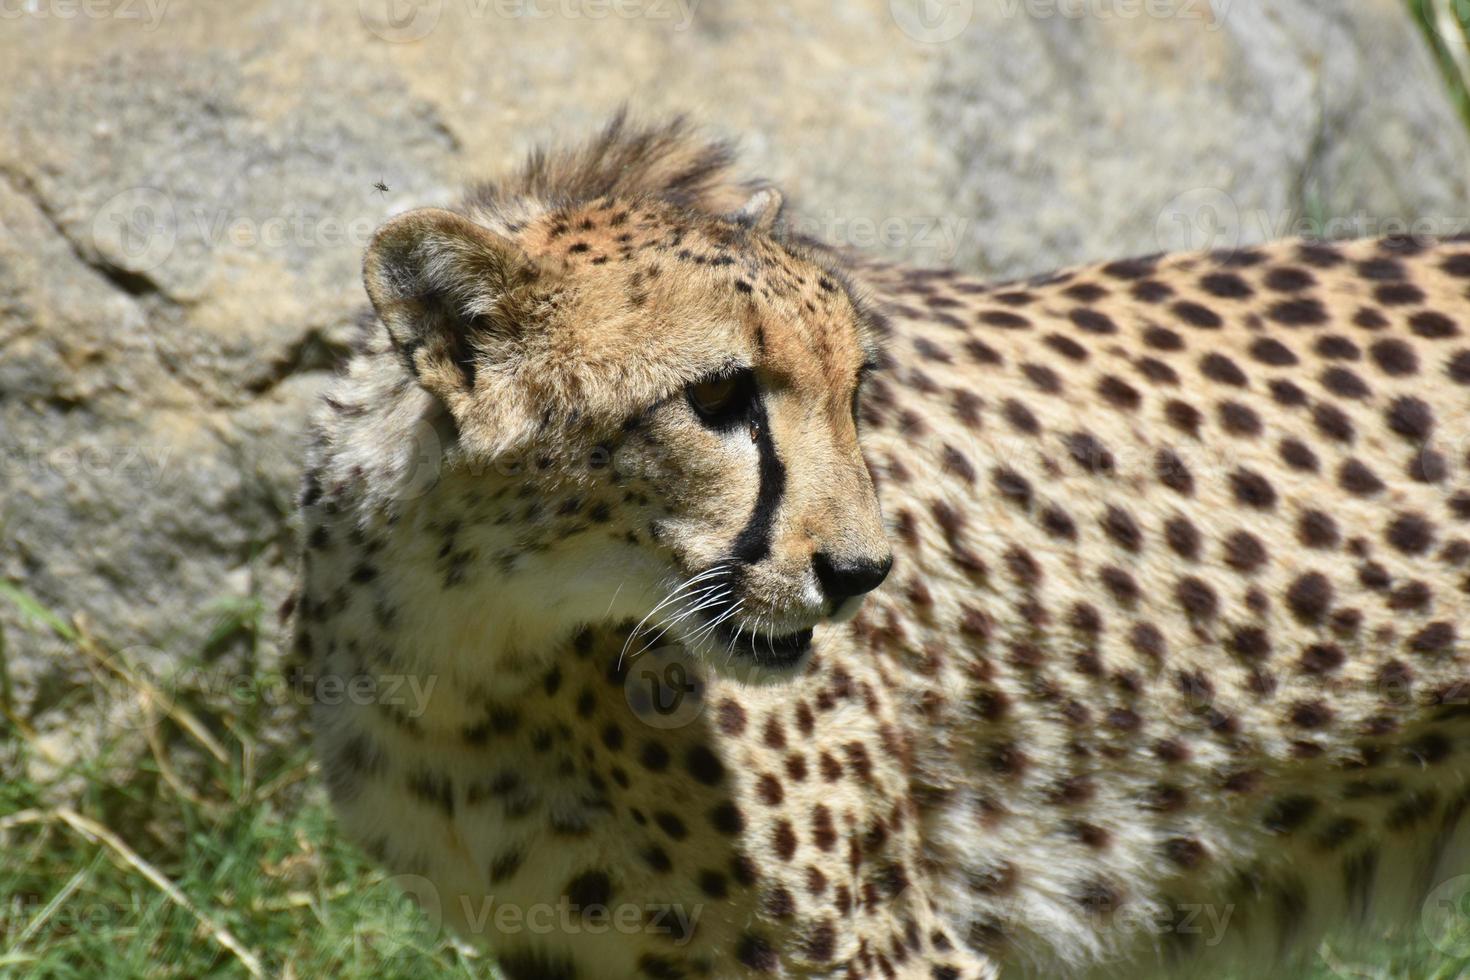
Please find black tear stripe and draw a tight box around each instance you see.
[727,395,786,565]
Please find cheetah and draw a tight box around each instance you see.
[296,115,1470,979]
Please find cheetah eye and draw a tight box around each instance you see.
[852,360,878,424]
[686,369,756,430]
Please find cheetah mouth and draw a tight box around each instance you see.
[712,623,814,667]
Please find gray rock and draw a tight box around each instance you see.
[1,0,1467,735]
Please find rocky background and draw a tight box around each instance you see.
[3,0,1470,739]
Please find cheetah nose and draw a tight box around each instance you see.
[812,552,893,603]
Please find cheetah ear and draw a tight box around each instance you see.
[363,207,540,408]
[730,188,783,233]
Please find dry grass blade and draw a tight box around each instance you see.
[72,622,230,765]
[1432,0,1470,82]
[13,866,88,947]
[51,807,266,979]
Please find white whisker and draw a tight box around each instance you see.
[619,564,730,665]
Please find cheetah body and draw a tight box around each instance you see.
[297,119,1470,980]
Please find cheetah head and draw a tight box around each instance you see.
[362,190,891,682]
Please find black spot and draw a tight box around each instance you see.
[1101,507,1143,552]
[1200,354,1247,386]
[1321,367,1370,399]
[1354,307,1389,330]
[1312,403,1354,443]
[564,870,613,913]
[1200,272,1253,298]
[1268,298,1328,326]
[1448,350,1470,384]
[686,745,725,785]
[654,811,688,840]
[1269,379,1308,405]
[1156,448,1194,494]
[1144,325,1184,350]
[1065,432,1115,474]
[1262,795,1318,834]
[1044,333,1090,360]
[1220,401,1261,437]
[709,802,744,835]
[1411,311,1459,338]
[1250,338,1297,366]
[1298,510,1339,549]
[1175,577,1218,620]
[979,309,1029,329]
[1377,282,1426,306]
[1229,626,1270,662]
[1316,335,1360,360]
[1164,400,1203,436]
[1097,375,1141,409]
[1410,622,1456,656]
[1265,267,1315,292]
[736,933,779,972]
[1229,469,1276,509]
[1386,512,1435,555]
[1286,573,1333,624]
[1386,397,1434,441]
[1173,301,1223,329]
[1223,530,1267,571]
[1165,517,1201,560]
[1070,308,1117,334]
[1339,459,1385,497]
[498,949,578,980]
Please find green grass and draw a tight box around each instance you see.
[0,587,483,979]
[1410,0,1470,126]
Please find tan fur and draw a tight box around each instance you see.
[296,118,1470,980]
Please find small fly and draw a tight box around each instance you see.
[372,179,390,196]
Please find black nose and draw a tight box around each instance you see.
[813,552,893,603]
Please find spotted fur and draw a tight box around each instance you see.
[296,116,1470,979]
